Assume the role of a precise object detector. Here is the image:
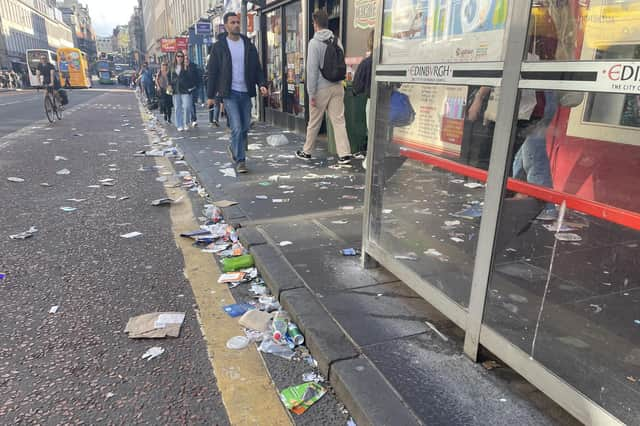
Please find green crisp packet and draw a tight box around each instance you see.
[279,382,326,415]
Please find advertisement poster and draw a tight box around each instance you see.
[381,0,507,64]
[161,38,177,53]
[392,83,468,157]
[354,0,378,29]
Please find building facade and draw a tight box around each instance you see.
[111,24,129,61]
[0,0,73,69]
[57,0,97,60]
[95,35,110,55]
[128,1,145,67]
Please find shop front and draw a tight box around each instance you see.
[362,0,640,424]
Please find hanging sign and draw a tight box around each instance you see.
[161,38,177,53]
[176,37,189,52]
[354,0,377,29]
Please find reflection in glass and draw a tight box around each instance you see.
[266,10,282,111]
[369,82,496,307]
[527,0,640,62]
[380,0,508,64]
[486,88,640,423]
[285,3,305,117]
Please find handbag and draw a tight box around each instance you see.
[389,89,416,127]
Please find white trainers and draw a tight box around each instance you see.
[191,121,198,128]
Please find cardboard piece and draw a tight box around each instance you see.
[213,200,238,208]
[124,312,185,338]
[239,309,273,332]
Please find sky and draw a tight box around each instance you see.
[84,0,138,36]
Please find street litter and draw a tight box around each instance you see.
[213,200,238,208]
[424,249,449,262]
[151,196,183,206]
[272,198,290,203]
[450,237,464,243]
[444,220,461,227]
[340,206,355,210]
[40,183,51,187]
[278,240,293,247]
[382,209,393,214]
[220,168,237,178]
[280,382,326,415]
[239,310,273,332]
[118,196,129,201]
[341,248,358,256]
[0,273,5,280]
[223,303,254,317]
[222,254,254,272]
[120,231,143,239]
[226,335,250,350]
[66,198,86,202]
[259,338,295,360]
[49,306,59,314]
[56,168,71,175]
[125,312,185,338]
[142,346,165,361]
[425,321,449,342]
[155,176,168,182]
[269,175,291,182]
[555,233,582,242]
[99,178,115,183]
[256,195,268,200]
[60,206,77,212]
[482,360,501,370]
[453,205,483,219]
[101,181,115,186]
[331,220,349,225]
[395,253,418,261]
[543,223,576,232]
[106,195,117,199]
[7,177,24,182]
[248,143,263,150]
[267,134,289,146]
[54,156,68,161]
[589,304,603,314]
[9,226,38,239]
[302,372,325,383]
[218,272,246,283]
[464,182,484,189]
[87,185,100,188]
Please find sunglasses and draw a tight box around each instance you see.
[176,55,184,58]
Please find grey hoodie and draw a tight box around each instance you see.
[306,29,343,97]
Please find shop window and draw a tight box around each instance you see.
[369,81,498,308]
[484,88,640,425]
[284,2,304,117]
[266,10,283,111]
[527,0,640,62]
[380,0,509,64]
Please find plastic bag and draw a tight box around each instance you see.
[258,337,295,360]
[267,134,289,147]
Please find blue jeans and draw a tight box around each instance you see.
[209,102,220,123]
[173,93,192,129]
[224,90,252,163]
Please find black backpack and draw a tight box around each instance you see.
[320,37,346,82]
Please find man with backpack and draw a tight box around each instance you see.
[295,9,352,165]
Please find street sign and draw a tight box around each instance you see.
[196,22,212,35]
[176,37,188,52]
[161,38,177,53]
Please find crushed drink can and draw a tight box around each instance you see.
[287,322,304,346]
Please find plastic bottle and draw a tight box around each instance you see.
[287,322,304,346]
[221,254,254,272]
[272,311,290,342]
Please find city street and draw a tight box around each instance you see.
[0,88,347,424]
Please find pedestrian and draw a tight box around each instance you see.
[207,12,268,174]
[169,50,195,132]
[187,55,201,127]
[352,29,375,167]
[155,62,173,123]
[140,62,154,102]
[296,9,352,166]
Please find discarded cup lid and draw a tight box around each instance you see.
[226,335,250,350]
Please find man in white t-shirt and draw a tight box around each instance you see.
[207,12,268,174]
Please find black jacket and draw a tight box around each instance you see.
[207,33,266,99]
[352,55,372,98]
[168,66,195,95]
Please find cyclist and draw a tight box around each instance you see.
[36,54,61,100]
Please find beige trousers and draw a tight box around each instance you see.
[303,83,352,157]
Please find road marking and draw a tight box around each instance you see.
[139,106,291,425]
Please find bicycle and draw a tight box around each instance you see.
[44,86,63,123]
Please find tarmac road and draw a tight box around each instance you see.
[0,90,230,424]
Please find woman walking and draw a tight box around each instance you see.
[168,51,195,132]
[155,62,173,123]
